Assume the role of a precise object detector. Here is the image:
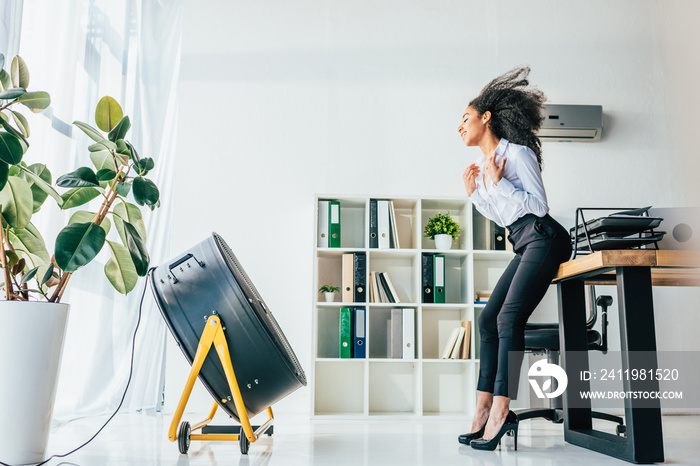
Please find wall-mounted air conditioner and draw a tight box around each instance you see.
[538,104,603,142]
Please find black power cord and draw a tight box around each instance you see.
[0,268,155,466]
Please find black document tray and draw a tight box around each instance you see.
[570,216,662,239]
[570,207,665,258]
[574,231,666,251]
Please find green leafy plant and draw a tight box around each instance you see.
[0,54,160,302]
[319,284,340,294]
[424,211,461,240]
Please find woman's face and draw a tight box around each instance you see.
[458,106,488,147]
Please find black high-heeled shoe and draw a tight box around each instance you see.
[469,411,519,451]
[457,418,488,445]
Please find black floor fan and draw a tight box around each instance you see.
[150,232,307,454]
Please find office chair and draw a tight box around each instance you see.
[516,286,626,436]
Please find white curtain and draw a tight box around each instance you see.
[0,0,22,59]
[14,0,183,421]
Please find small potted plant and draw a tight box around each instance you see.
[424,211,460,250]
[319,284,340,302]
[0,54,160,464]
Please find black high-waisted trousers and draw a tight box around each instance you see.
[476,213,571,398]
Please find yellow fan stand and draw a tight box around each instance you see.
[169,315,274,454]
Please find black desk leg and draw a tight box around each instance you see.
[557,279,592,431]
[617,266,664,464]
[557,269,664,464]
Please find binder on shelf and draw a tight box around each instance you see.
[353,308,366,359]
[342,253,354,303]
[378,273,390,302]
[376,272,389,303]
[390,308,403,358]
[449,327,467,359]
[433,254,445,303]
[386,320,391,359]
[369,271,380,303]
[369,199,378,248]
[339,307,352,358]
[494,225,506,250]
[422,253,434,304]
[318,200,329,248]
[377,200,391,249]
[440,327,461,359]
[461,321,471,359]
[384,273,401,303]
[354,252,366,303]
[389,200,400,249]
[377,272,400,303]
[329,201,341,248]
[402,308,415,360]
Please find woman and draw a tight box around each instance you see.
[457,67,571,450]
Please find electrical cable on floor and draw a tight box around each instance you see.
[0,268,154,466]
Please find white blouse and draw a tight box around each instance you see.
[469,138,549,228]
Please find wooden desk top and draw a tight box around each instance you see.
[553,250,700,286]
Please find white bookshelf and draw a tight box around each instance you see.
[311,195,514,418]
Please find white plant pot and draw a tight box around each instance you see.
[324,292,336,302]
[0,301,70,465]
[434,234,453,250]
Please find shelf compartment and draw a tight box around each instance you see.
[316,251,369,306]
[472,255,512,303]
[314,360,365,415]
[471,206,516,252]
[422,361,475,416]
[368,253,418,304]
[421,307,471,359]
[318,198,366,249]
[421,199,469,250]
[367,306,418,359]
[389,198,419,250]
[444,254,469,304]
[368,361,417,415]
[316,306,342,358]
[421,253,470,305]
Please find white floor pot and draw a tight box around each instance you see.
[434,234,453,250]
[0,301,70,465]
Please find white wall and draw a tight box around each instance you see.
[165,0,700,416]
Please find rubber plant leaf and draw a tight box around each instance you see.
[10,55,29,88]
[55,222,107,272]
[108,115,130,142]
[56,167,100,188]
[16,163,63,208]
[104,240,138,294]
[94,96,123,132]
[16,91,51,113]
[68,210,111,235]
[0,175,33,228]
[60,187,101,210]
[0,132,23,165]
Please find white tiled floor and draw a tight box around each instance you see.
[29,413,700,465]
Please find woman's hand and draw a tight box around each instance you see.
[484,151,507,185]
[463,163,480,196]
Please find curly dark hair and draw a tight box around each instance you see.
[469,67,547,170]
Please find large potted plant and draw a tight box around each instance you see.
[0,54,161,464]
